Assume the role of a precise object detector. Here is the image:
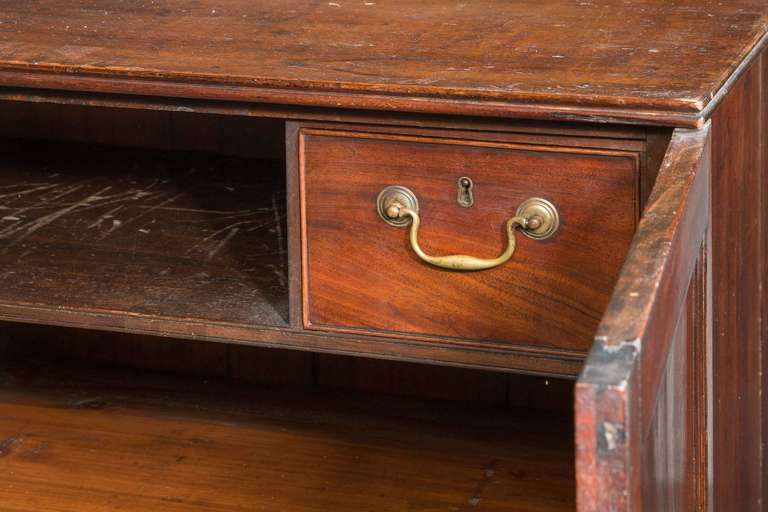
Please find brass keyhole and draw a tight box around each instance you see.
[457,176,474,208]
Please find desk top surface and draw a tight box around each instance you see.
[0,0,766,126]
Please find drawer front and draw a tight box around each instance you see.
[299,128,639,354]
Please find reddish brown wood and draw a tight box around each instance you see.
[286,121,303,330]
[0,9,763,505]
[3,323,579,413]
[641,251,709,511]
[0,102,673,377]
[575,125,711,511]
[0,1,766,125]
[641,128,674,204]
[0,357,576,512]
[313,353,510,404]
[0,131,586,377]
[299,127,639,355]
[763,49,768,512]
[0,94,653,141]
[710,49,767,512]
[0,306,586,376]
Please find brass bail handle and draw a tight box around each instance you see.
[377,185,559,271]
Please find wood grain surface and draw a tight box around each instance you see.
[0,358,576,512]
[575,126,711,511]
[0,129,600,376]
[0,1,766,125]
[301,128,639,354]
[710,49,767,512]
[0,138,289,327]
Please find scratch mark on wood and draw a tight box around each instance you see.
[135,206,253,215]
[87,205,125,229]
[115,192,185,230]
[71,397,108,409]
[0,436,23,458]
[21,442,49,459]
[207,226,240,261]
[0,185,113,243]
[0,183,58,200]
[456,460,497,511]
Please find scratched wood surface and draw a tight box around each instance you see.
[0,1,766,125]
[0,138,289,327]
[0,102,606,376]
[0,357,576,512]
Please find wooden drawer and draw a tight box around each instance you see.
[298,127,640,354]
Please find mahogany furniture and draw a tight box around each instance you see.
[0,1,766,510]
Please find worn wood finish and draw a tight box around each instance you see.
[0,138,289,327]
[709,50,767,512]
[299,127,639,355]
[0,1,766,126]
[0,4,763,508]
[0,100,604,405]
[0,357,576,512]
[0,102,675,377]
[0,135,587,377]
[575,126,711,511]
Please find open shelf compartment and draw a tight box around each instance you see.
[0,137,289,330]
[0,352,576,512]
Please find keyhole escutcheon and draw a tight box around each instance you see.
[457,176,474,208]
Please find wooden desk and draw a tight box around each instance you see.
[0,1,765,510]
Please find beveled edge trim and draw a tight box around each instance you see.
[0,68,704,128]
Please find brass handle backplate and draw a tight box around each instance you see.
[377,185,559,271]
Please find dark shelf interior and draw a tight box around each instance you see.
[0,137,288,328]
[0,351,576,512]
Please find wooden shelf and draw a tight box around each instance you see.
[0,358,576,511]
[0,135,583,376]
[0,138,288,329]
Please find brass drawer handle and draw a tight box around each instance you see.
[377,186,559,271]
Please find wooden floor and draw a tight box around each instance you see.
[0,359,575,511]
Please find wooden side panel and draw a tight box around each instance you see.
[641,304,690,511]
[763,48,768,512]
[710,50,766,511]
[576,126,711,511]
[640,253,709,511]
